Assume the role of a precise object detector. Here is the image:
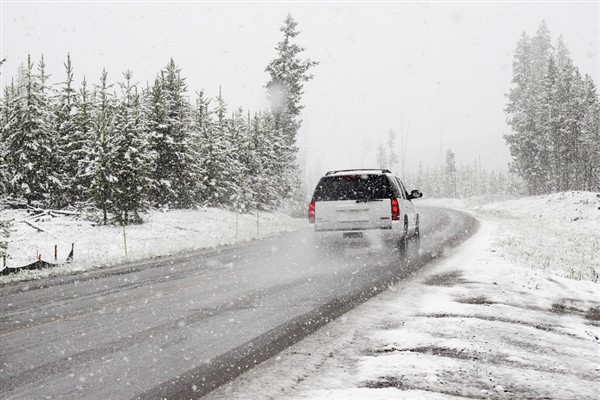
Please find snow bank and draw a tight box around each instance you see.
[419,191,600,282]
[0,208,307,284]
[476,191,600,282]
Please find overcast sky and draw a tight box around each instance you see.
[1,1,598,187]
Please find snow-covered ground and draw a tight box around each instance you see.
[0,207,306,284]
[206,192,600,399]
[2,192,599,399]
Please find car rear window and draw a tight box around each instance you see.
[311,175,394,202]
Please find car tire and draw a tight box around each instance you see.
[397,220,409,253]
[412,216,421,246]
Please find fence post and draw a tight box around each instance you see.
[54,244,57,262]
[256,211,260,237]
[122,223,128,258]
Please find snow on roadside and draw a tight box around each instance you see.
[0,207,307,284]
[422,192,600,282]
[206,192,600,400]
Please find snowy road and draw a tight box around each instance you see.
[0,207,477,399]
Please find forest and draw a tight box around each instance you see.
[504,21,600,195]
[0,15,317,226]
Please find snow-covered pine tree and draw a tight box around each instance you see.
[6,55,57,206]
[69,78,95,204]
[111,71,153,224]
[376,143,387,170]
[145,75,169,205]
[87,70,116,224]
[147,59,197,208]
[248,111,278,210]
[228,107,252,211]
[189,90,210,205]
[265,14,318,205]
[206,90,237,208]
[54,54,80,207]
[36,56,63,207]
[0,59,12,248]
[580,75,600,190]
[444,149,457,198]
[387,130,399,172]
[506,22,599,194]
[0,82,19,197]
[561,61,585,191]
[506,23,554,194]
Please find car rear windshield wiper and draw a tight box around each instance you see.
[355,198,383,203]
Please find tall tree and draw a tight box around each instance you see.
[71,78,95,203]
[0,82,19,196]
[265,14,318,203]
[444,149,457,198]
[199,89,236,208]
[247,111,279,210]
[111,71,153,223]
[504,21,599,194]
[87,70,116,224]
[54,54,80,206]
[5,55,57,206]
[147,59,197,208]
[580,75,600,190]
[189,90,211,205]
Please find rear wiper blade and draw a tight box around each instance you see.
[356,198,383,203]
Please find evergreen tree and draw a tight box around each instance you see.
[228,107,252,210]
[247,111,278,210]
[0,82,19,197]
[111,71,153,224]
[265,14,318,203]
[505,21,599,194]
[203,90,236,207]
[376,143,387,170]
[147,59,197,208]
[71,78,95,203]
[189,90,211,204]
[5,55,57,206]
[54,54,80,206]
[444,149,457,198]
[0,59,10,254]
[580,75,600,190]
[87,70,116,224]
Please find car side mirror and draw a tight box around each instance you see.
[408,189,423,200]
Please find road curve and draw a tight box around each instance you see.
[0,207,478,399]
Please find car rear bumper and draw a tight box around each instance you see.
[314,224,402,244]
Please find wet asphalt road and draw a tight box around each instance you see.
[0,207,478,399]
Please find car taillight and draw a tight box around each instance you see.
[308,202,316,224]
[391,198,400,220]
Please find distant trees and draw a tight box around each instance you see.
[505,21,600,194]
[404,158,523,199]
[444,149,457,198]
[0,15,317,224]
[376,130,399,171]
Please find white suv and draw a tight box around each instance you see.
[308,169,422,250]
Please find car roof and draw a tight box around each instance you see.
[324,169,392,177]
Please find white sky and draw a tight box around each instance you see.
[1,1,599,187]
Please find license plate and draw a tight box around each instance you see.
[343,232,363,239]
